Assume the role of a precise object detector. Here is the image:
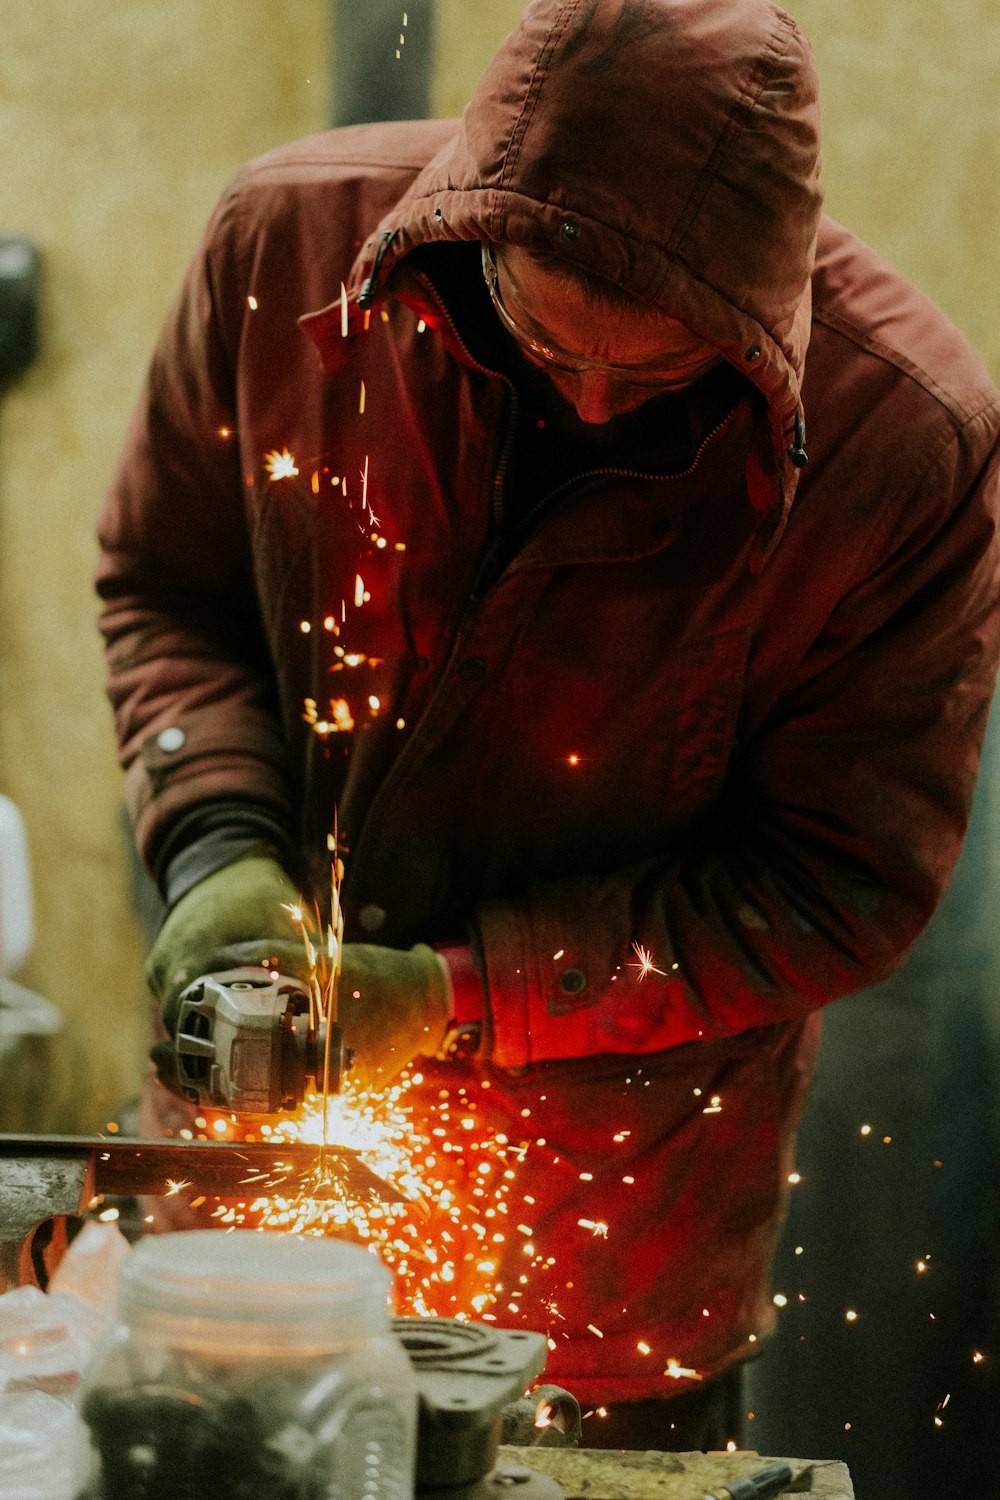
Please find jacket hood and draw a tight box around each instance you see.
[305,0,824,565]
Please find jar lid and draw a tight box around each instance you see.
[119,1232,393,1357]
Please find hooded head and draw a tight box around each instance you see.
[342,0,824,553]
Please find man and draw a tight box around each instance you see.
[97,0,1000,1451]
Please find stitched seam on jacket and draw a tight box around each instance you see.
[495,1,580,218]
[835,422,989,605]
[812,305,1000,427]
[205,188,251,388]
[665,11,800,264]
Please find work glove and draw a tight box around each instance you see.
[337,943,451,1091]
[145,850,310,1032]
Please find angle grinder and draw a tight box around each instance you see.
[167,968,347,1113]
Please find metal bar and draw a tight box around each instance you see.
[0,1134,403,1201]
[0,1134,405,1293]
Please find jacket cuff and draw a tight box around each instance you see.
[154,799,298,909]
[435,944,486,1026]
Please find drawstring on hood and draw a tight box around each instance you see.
[302,0,823,568]
[357,229,398,310]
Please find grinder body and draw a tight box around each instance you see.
[170,968,343,1112]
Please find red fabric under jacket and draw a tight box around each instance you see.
[97,0,1000,1401]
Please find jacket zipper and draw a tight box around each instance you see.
[514,405,740,537]
[342,278,518,889]
[474,404,742,596]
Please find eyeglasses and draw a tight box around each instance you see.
[481,242,720,390]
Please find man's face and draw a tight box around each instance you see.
[495,245,722,425]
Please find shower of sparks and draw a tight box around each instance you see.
[629,942,666,980]
[164,1062,719,1398]
[164,1179,193,1197]
[264,448,299,480]
[198,1074,547,1324]
[161,1053,708,1391]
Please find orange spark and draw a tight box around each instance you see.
[577,1219,609,1238]
[264,448,299,480]
[360,455,379,527]
[629,942,666,980]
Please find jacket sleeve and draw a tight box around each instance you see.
[96,189,295,869]
[476,409,1000,1070]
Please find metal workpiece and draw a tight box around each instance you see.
[0,1147,94,1289]
[394,1317,579,1499]
[0,1133,401,1292]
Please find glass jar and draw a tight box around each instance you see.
[73,1231,417,1500]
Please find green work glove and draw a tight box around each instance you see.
[146,851,310,1028]
[337,943,451,1091]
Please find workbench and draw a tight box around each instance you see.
[501,1446,853,1500]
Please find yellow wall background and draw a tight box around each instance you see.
[0,3,330,1125]
[0,1,996,1128]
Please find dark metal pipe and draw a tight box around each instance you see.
[332,0,434,126]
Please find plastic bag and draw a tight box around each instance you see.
[0,1389,87,1500]
[48,1221,131,1319]
[0,1261,122,1499]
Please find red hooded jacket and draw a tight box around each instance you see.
[97,0,1000,1399]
